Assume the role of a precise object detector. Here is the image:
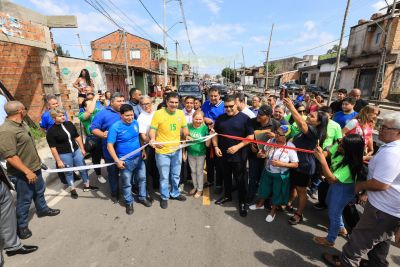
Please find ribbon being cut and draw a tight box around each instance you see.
[44,132,313,173]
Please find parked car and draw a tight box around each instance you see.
[178,82,203,100]
[279,82,300,93]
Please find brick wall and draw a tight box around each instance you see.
[0,41,72,122]
[91,30,160,71]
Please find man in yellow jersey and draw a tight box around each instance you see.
[149,92,188,209]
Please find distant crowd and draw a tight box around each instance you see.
[0,68,399,267]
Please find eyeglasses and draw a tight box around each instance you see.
[380,125,399,131]
[298,110,306,113]
[224,104,235,109]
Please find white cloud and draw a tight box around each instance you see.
[372,1,387,12]
[201,0,223,15]
[250,35,267,45]
[178,23,244,45]
[29,0,69,15]
[304,20,315,31]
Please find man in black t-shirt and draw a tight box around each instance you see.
[349,88,368,112]
[247,105,280,204]
[212,95,254,217]
[329,88,347,114]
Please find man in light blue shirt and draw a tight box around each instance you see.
[107,104,151,214]
[39,95,68,131]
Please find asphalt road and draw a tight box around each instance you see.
[4,169,400,267]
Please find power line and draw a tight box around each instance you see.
[84,0,124,29]
[137,0,175,42]
[177,0,196,55]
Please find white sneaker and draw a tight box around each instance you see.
[249,204,264,210]
[97,175,107,184]
[265,214,275,222]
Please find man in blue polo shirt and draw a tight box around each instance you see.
[201,87,225,193]
[107,104,151,215]
[91,92,124,201]
[39,95,68,131]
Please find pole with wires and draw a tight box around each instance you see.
[265,23,274,90]
[123,30,132,90]
[328,0,351,105]
[163,0,168,88]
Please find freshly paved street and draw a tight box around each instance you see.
[5,147,400,267]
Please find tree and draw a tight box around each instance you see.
[326,45,347,55]
[264,62,277,74]
[55,44,70,57]
[221,67,235,83]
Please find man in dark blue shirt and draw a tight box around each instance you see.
[212,95,254,217]
[91,92,124,201]
[39,95,68,132]
[201,87,225,193]
[127,88,142,119]
[107,104,151,214]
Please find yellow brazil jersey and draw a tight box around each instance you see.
[150,108,187,154]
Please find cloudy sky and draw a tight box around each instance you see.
[11,0,389,74]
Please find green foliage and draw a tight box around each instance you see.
[55,44,70,57]
[264,62,277,74]
[221,67,236,83]
[29,124,46,141]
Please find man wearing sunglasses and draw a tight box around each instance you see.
[323,113,400,267]
[212,95,254,217]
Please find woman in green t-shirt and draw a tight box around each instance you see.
[312,134,364,247]
[186,110,212,198]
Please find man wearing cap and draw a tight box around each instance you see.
[247,105,280,204]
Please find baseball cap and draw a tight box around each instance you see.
[257,105,273,116]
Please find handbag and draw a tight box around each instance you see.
[84,135,98,152]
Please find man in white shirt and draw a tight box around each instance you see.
[183,96,195,124]
[0,94,7,126]
[235,93,255,119]
[323,113,400,267]
[137,95,157,201]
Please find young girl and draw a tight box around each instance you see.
[73,69,94,106]
[186,110,211,198]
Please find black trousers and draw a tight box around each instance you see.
[205,146,222,187]
[144,146,159,190]
[318,180,329,207]
[221,159,247,204]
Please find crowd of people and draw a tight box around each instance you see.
[0,69,399,266]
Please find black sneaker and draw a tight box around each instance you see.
[126,203,134,215]
[313,203,327,210]
[17,227,32,240]
[160,199,168,209]
[111,191,119,203]
[170,195,186,201]
[203,181,214,188]
[83,185,99,192]
[139,198,152,207]
[71,189,78,199]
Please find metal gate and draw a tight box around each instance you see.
[357,69,376,97]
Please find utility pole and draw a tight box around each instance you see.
[328,0,351,105]
[76,33,86,59]
[241,47,245,86]
[163,0,168,87]
[123,30,132,90]
[175,41,179,88]
[373,0,398,100]
[234,59,236,83]
[265,23,274,90]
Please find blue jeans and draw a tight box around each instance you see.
[120,157,146,205]
[59,149,89,187]
[105,157,119,194]
[12,170,48,228]
[326,182,356,243]
[155,150,182,200]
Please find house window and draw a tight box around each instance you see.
[375,32,382,44]
[102,50,111,60]
[130,49,141,60]
[151,48,160,60]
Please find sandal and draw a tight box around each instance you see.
[313,236,334,247]
[338,228,348,239]
[194,191,203,198]
[322,253,343,267]
[285,205,295,213]
[288,213,303,225]
[189,188,197,196]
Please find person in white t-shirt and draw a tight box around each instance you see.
[183,96,195,124]
[137,95,157,199]
[249,125,299,223]
[0,94,7,126]
[235,92,256,119]
[323,113,400,267]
